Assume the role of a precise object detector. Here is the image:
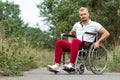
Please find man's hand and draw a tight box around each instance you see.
[94,27,110,49]
[68,30,76,43]
[94,41,100,49]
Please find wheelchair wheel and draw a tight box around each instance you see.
[88,44,108,74]
[78,63,85,74]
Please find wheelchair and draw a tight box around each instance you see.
[61,32,108,74]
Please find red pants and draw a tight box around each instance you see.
[54,38,82,64]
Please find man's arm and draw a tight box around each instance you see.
[68,30,76,43]
[94,27,110,48]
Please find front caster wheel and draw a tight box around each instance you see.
[78,63,85,74]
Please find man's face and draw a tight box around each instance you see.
[79,10,89,21]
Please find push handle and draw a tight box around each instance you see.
[61,33,76,39]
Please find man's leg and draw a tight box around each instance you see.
[70,38,82,64]
[63,39,82,69]
[48,39,71,72]
[55,40,71,64]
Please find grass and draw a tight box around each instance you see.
[34,48,54,67]
[107,44,120,72]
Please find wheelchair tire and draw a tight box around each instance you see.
[88,44,108,74]
[78,63,85,74]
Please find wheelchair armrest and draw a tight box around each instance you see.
[61,33,76,38]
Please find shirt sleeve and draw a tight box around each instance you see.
[71,23,77,31]
[95,22,103,31]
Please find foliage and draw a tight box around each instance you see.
[0,0,54,76]
[0,1,25,39]
[108,47,120,72]
[37,0,120,45]
[0,41,38,76]
[25,27,55,49]
[0,1,38,76]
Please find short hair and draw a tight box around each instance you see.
[79,7,89,13]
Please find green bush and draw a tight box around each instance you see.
[0,44,38,76]
[108,50,120,72]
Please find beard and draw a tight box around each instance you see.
[82,19,87,22]
[81,17,88,22]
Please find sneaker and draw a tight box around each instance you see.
[64,64,74,69]
[48,65,60,72]
[64,64,74,68]
[63,64,75,72]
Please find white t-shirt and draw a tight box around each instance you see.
[72,20,103,42]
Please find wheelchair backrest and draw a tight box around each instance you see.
[82,32,97,49]
[82,32,97,43]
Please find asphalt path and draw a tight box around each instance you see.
[0,68,120,80]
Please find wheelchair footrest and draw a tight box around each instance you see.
[63,67,75,72]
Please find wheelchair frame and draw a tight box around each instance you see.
[61,32,108,74]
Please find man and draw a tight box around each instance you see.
[48,7,110,72]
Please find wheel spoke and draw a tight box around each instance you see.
[88,44,107,74]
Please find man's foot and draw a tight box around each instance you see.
[47,65,60,72]
[63,64,75,71]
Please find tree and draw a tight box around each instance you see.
[38,0,120,45]
[0,1,39,75]
[25,27,55,49]
[0,1,28,47]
